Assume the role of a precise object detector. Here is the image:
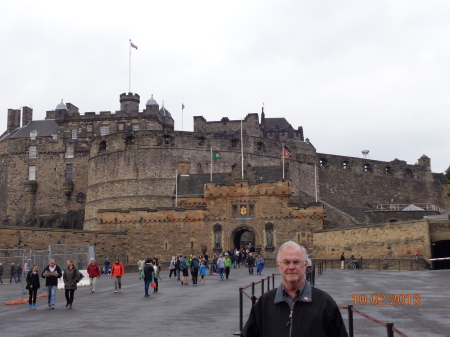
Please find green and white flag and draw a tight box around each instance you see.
[212,150,222,159]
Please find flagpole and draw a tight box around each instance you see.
[128,39,132,93]
[282,144,285,179]
[210,147,213,182]
[314,164,318,202]
[182,105,184,132]
[241,118,244,180]
[175,168,178,207]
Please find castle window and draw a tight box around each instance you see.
[232,205,238,217]
[66,146,74,159]
[132,124,140,131]
[163,135,170,144]
[30,130,38,140]
[71,129,78,139]
[29,146,37,159]
[125,135,135,146]
[100,126,109,136]
[385,166,392,174]
[256,142,264,151]
[28,166,36,180]
[363,163,372,172]
[198,137,205,146]
[76,192,86,203]
[319,158,327,167]
[65,163,73,179]
[231,139,239,148]
[52,133,58,139]
[342,161,349,170]
[99,141,106,152]
[86,125,93,133]
[0,171,3,183]
[405,168,413,178]
[118,123,124,131]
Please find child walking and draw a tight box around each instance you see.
[199,260,207,284]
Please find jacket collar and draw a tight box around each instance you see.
[274,280,312,304]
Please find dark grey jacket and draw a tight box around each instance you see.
[242,282,348,337]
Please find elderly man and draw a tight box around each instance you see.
[242,241,348,337]
[41,259,62,309]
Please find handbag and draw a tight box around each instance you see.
[150,275,156,288]
[140,270,145,279]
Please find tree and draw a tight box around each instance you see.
[445,166,450,183]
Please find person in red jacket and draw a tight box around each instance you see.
[110,259,125,293]
[86,258,101,293]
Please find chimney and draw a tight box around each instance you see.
[7,108,21,133]
[22,106,33,127]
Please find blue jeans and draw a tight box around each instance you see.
[233,261,238,268]
[176,269,181,280]
[104,266,110,275]
[46,285,57,307]
[144,280,151,294]
[218,267,224,280]
[256,265,263,274]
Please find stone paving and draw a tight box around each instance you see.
[0,266,449,337]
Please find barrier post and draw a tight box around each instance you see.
[239,288,243,331]
[360,257,363,271]
[272,274,275,289]
[347,305,354,337]
[261,279,265,296]
[398,261,400,271]
[251,295,256,306]
[267,276,269,292]
[386,323,394,337]
[251,282,255,296]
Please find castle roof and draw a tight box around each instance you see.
[56,100,68,111]
[0,120,59,141]
[291,139,316,151]
[264,118,292,130]
[159,106,172,118]
[146,95,158,106]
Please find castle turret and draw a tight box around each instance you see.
[7,108,20,133]
[22,106,33,127]
[120,92,140,112]
[418,154,431,172]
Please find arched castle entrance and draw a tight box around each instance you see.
[230,225,258,251]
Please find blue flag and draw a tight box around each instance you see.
[182,103,185,110]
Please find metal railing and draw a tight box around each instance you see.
[375,203,443,213]
[319,258,426,271]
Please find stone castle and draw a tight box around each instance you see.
[0,92,448,265]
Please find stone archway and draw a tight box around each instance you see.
[230,225,258,251]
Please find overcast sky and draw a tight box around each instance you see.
[1,1,449,173]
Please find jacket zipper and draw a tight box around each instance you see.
[289,310,293,337]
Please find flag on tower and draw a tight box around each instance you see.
[283,147,294,157]
[212,150,222,159]
[130,41,138,50]
[182,103,185,110]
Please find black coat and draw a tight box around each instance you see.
[41,265,63,286]
[143,263,154,282]
[242,282,348,337]
[26,271,40,290]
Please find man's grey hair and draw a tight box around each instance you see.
[276,241,308,262]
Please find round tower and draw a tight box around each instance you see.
[120,92,140,112]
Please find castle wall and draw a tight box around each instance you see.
[316,153,447,221]
[313,219,432,260]
[0,227,128,263]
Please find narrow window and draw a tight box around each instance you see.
[385,166,392,174]
[65,163,73,179]
[99,141,106,151]
[342,161,349,170]
[132,124,140,131]
[118,123,125,131]
[66,146,74,158]
[100,126,109,136]
[319,158,327,167]
[28,166,36,180]
[71,129,77,139]
[29,146,37,159]
[86,125,93,133]
[364,163,371,172]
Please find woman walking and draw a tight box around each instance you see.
[255,254,265,275]
[169,256,176,279]
[143,258,154,297]
[110,259,125,293]
[26,264,40,309]
[152,258,161,292]
[62,259,82,309]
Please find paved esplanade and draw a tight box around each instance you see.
[1,267,449,337]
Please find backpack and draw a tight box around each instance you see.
[181,259,187,269]
[175,258,180,269]
[185,259,191,268]
[193,259,199,269]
